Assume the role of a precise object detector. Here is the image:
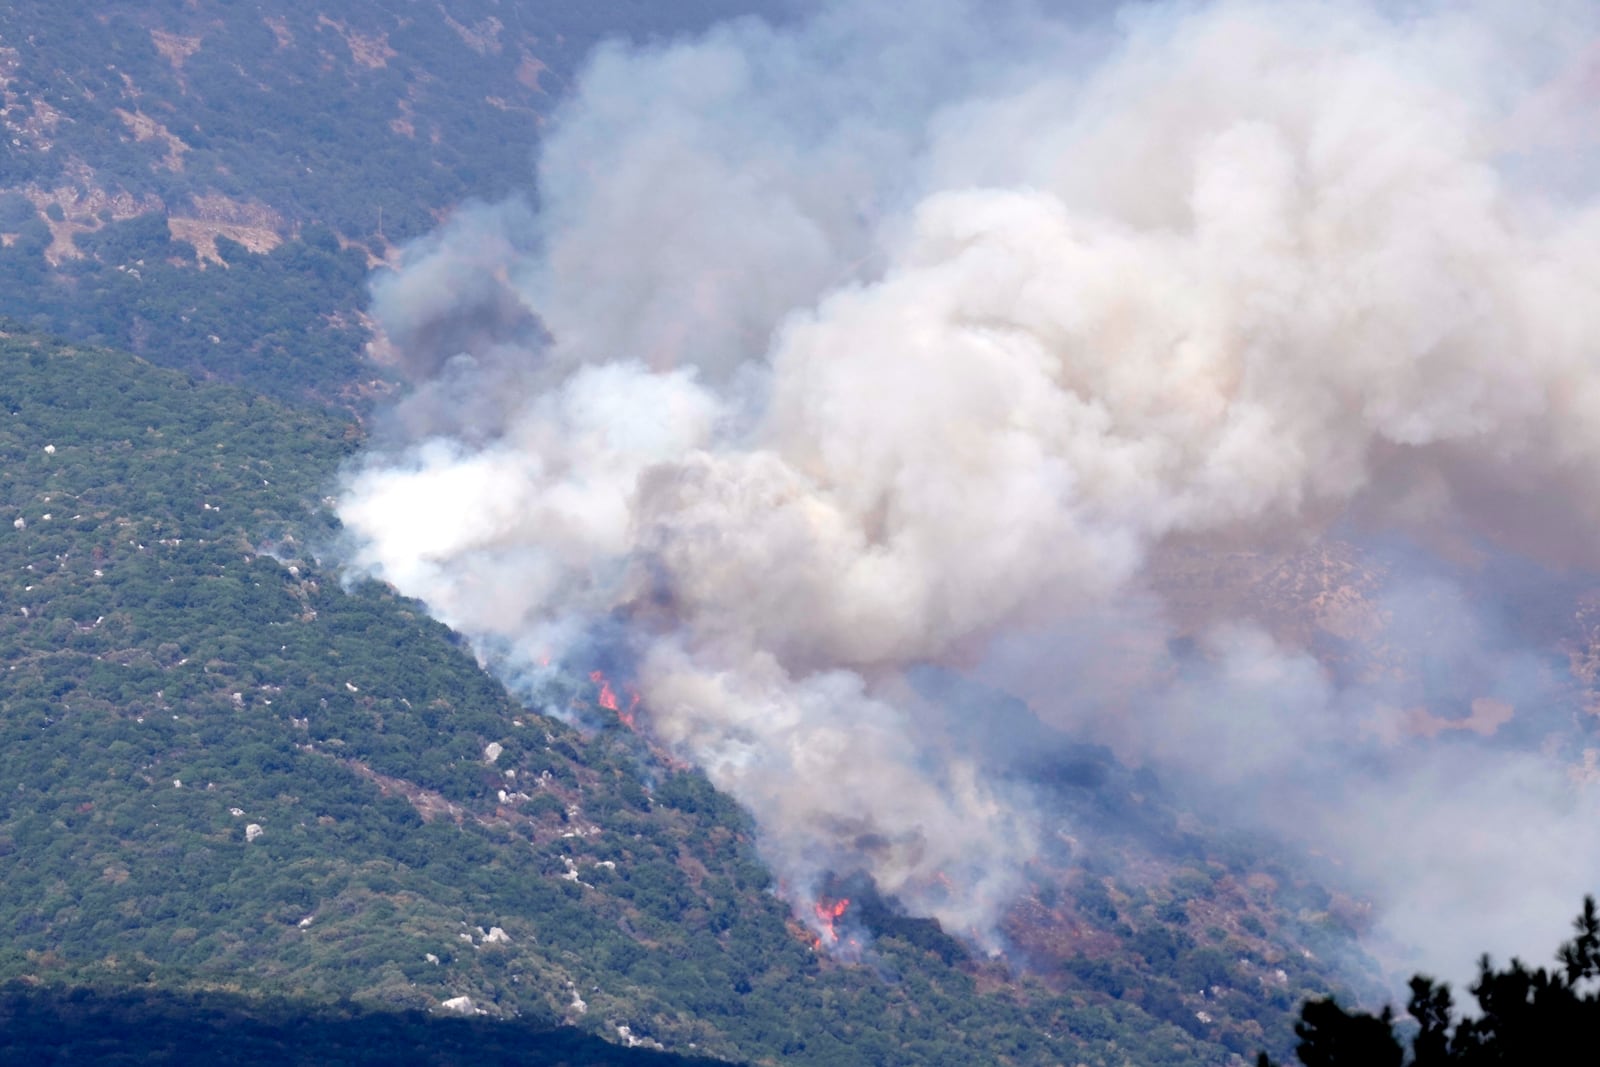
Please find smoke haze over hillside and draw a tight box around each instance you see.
[338,0,1600,978]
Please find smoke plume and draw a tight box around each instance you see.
[338,0,1600,974]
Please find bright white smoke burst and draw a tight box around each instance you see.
[339,0,1600,971]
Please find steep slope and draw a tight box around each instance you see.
[0,326,1374,1064]
[2,2,1596,1064]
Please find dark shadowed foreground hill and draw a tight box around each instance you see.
[0,982,737,1066]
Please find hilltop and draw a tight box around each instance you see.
[0,1,790,401]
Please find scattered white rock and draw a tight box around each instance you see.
[1196,1011,1214,1025]
[439,996,476,1015]
[229,808,245,817]
[615,1025,661,1050]
[43,445,54,454]
[245,823,264,842]
[425,953,440,965]
[568,987,587,1014]
[595,860,616,870]
[483,741,503,764]
[483,926,510,944]
[12,518,22,529]
[297,915,314,928]
[458,932,474,943]
[559,857,592,887]
[172,779,182,789]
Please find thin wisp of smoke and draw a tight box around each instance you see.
[338,0,1600,972]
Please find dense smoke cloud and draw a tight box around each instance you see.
[338,0,1600,973]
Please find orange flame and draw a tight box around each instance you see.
[812,897,850,949]
[589,670,642,729]
[589,669,619,711]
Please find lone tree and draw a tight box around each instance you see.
[1261,896,1600,1066]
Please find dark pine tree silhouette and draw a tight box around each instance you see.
[1260,895,1600,1066]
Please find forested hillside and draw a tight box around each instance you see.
[1,2,1518,1064]
[0,328,1373,1064]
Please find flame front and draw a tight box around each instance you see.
[589,669,619,711]
[812,897,850,949]
[589,669,641,728]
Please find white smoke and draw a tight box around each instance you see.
[338,0,1600,970]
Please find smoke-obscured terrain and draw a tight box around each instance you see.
[338,0,1600,981]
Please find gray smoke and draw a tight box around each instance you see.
[338,0,1600,972]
